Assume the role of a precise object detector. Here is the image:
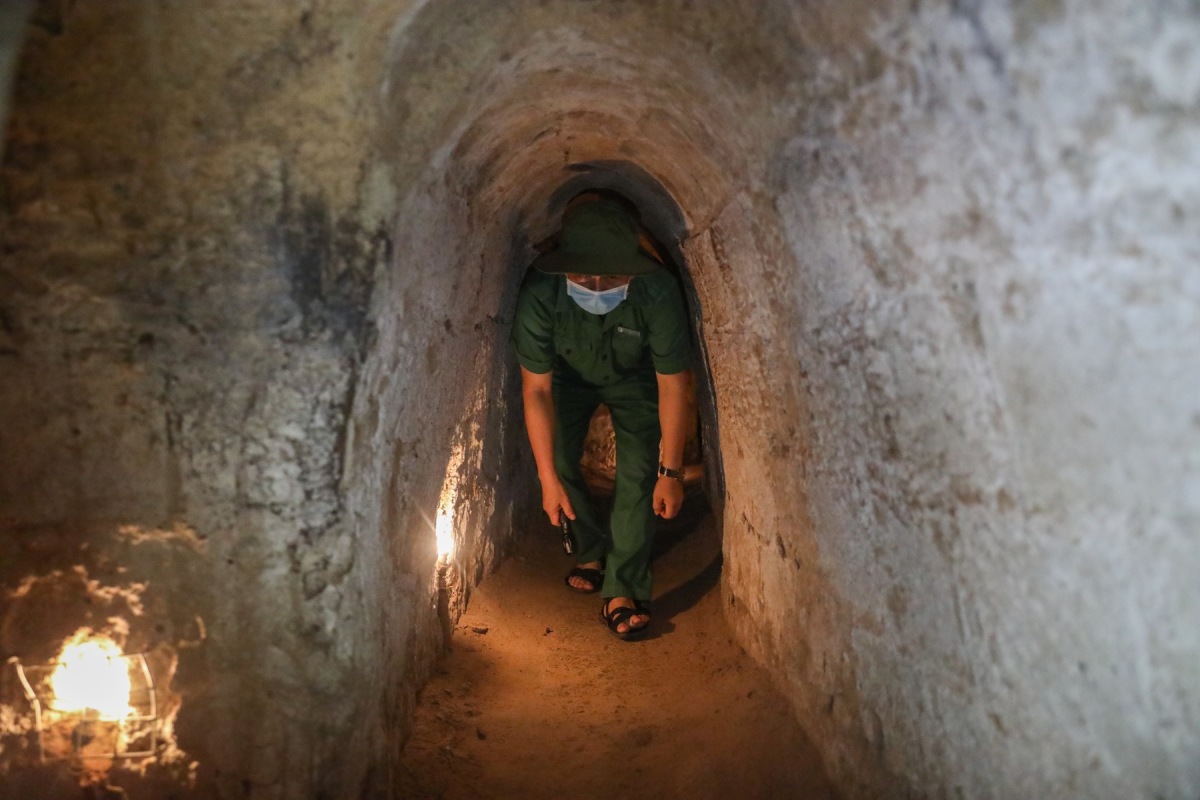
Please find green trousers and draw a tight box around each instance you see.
[553,375,660,601]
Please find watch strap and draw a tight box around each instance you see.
[658,464,686,481]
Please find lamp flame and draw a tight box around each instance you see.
[49,632,133,720]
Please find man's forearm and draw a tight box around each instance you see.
[520,367,559,481]
[656,370,692,469]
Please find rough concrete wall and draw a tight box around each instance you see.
[669,1,1200,798]
[339,152,533,779]
[751,3,1200,798]
[0,3,424,797]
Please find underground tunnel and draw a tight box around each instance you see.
[1,1,1198,799]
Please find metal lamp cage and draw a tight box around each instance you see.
[8,653,158,762]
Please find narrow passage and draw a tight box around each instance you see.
[398,498,841,799]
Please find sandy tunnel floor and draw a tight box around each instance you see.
[397,495,841,800]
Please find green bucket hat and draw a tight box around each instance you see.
[532,200,663,276]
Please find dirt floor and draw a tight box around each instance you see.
[397,495,841,800]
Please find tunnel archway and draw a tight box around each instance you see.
[349,8,844,789]
[363,0,777,629]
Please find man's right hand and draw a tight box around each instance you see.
[541,477,576,526]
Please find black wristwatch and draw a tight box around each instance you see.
[658,464,685,482]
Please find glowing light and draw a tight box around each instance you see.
[49,632,133,720]
[435,505,455,560]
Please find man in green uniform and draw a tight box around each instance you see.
[511,192,692,639]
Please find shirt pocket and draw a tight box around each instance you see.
[611,325,645,368]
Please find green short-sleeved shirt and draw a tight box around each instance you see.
[511,269,691,386]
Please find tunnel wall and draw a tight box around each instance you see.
[0,3,424,797]
[714,4,1200,798]
[2,2,1198,799]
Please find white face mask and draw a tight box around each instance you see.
[566,279,629,315]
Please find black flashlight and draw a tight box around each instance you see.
[560,514,576,555]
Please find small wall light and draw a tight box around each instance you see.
[8,630,157,763]
[435,503,455,562]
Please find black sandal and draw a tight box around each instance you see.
[564,566,605,594]
[599,598,651,640]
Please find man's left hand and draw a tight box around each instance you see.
[653,476,685,519]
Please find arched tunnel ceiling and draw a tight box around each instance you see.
[375,0,814,241]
